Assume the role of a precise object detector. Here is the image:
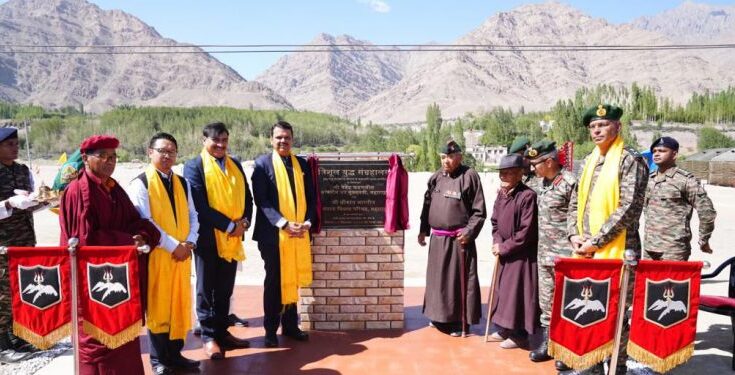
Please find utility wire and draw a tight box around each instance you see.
[1,43,734,54]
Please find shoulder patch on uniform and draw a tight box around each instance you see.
[675,168,693,178]
[561,170,577,185]
[623,146,643,159]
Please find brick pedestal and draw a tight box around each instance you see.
[299,229,404,330]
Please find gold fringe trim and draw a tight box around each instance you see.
[548,339,614,370]
[13,321,71,350]
[628,341,694,373]
[82,319,142,349]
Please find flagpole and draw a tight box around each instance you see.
[68,237,80,375]
[609,250,637,375]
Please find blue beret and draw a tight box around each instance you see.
[650,136,679,152]
[0,127,18,143]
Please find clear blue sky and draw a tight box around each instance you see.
[88,0,735,80]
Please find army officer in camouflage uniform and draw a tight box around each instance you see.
[0,128,39,363]
[643,136,716,261]
[567,104,648,375]
[523,140,576,369]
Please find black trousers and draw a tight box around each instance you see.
[147,330,184,367]
[194,251,237,341]
[258,244,298,336]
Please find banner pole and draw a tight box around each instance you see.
[609,250,637,375]
[68,238,80,375]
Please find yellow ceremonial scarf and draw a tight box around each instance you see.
[201,149,246,262]
[145,166,192,340]
[576,135,627,260]
[272,151,312,305]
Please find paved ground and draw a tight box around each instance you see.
[6,163,734,374]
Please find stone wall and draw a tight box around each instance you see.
[299,228,405,330]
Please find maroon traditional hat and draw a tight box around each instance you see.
[79,135,119,154]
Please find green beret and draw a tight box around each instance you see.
[524,140,556,160]
[508,136,531,154]
[582,104,623,127]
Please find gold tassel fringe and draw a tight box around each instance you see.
[13,321,71,350]
[82,319,142,349]
[548,339,614,370]
[628,341,694,373]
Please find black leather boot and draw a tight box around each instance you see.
[529,326,553,362]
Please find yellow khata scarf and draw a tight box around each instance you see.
[272,151,312,305]
[201,148,246,262]
[576,135,626,260]
[145,165,191,340]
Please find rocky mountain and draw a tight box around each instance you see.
[256,33,407,117]
[0,0,291,112]
[632,1,735,43]
[260,2,735,124]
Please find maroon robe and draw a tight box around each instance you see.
[385,154,409,233]
[490,182,540,334]
[60,170,160,375]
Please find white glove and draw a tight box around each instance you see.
[7,190,36,210]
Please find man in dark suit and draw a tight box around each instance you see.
[184,122,252,359]
[252,121,316,348]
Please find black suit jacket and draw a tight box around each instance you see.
[251,153,317,248]
[184,154,253,260]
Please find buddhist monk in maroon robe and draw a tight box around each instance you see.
[59,135,160,375]
[489,154,540,349]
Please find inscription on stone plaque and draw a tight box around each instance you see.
[319,160,388,228]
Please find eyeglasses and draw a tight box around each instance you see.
[89,153,117,162]
[152,148,177,157]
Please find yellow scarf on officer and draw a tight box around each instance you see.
[576,135,626,259]
[272,151,312,305]
[201,148,246,262]
[145,165,191,340]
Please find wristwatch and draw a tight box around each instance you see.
[185,241,197,250]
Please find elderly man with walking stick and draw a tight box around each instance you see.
[418,140,486,337]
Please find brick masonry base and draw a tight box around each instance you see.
[299,229,405,330]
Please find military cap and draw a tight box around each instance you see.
[498,154,525,170]
[525,140,557,160]
[509,136,531,154]
[79,135,119,154]
[650,136,679,152]
[582,104,623,127]
[439,140,462,154]
[0,127,18,143]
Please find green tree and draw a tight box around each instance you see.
[698,127,735,151]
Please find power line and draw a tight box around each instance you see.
[0,43,734,55]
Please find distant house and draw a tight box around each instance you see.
[463,130,507,165]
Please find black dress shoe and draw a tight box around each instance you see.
[169,354,200,370]
[228,313,250,327]
[152,364,174,375]
[218,333,250,349]
[555,360,572,371]
[264,334,279,348]
[283,329,309,341]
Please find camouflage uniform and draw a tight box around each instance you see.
[567,146,649,374]
[643,165,716,261]
[0,162,36,342]
[537,170,576,327]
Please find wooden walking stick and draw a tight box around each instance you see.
[458,245,467,337]
[484,254,501,342]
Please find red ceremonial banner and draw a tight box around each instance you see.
[629,260,702,373]
[8,246,71,350]
[77,246,142,349]
[548,258,623,370]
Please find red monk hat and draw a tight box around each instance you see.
[79,135,119,154]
